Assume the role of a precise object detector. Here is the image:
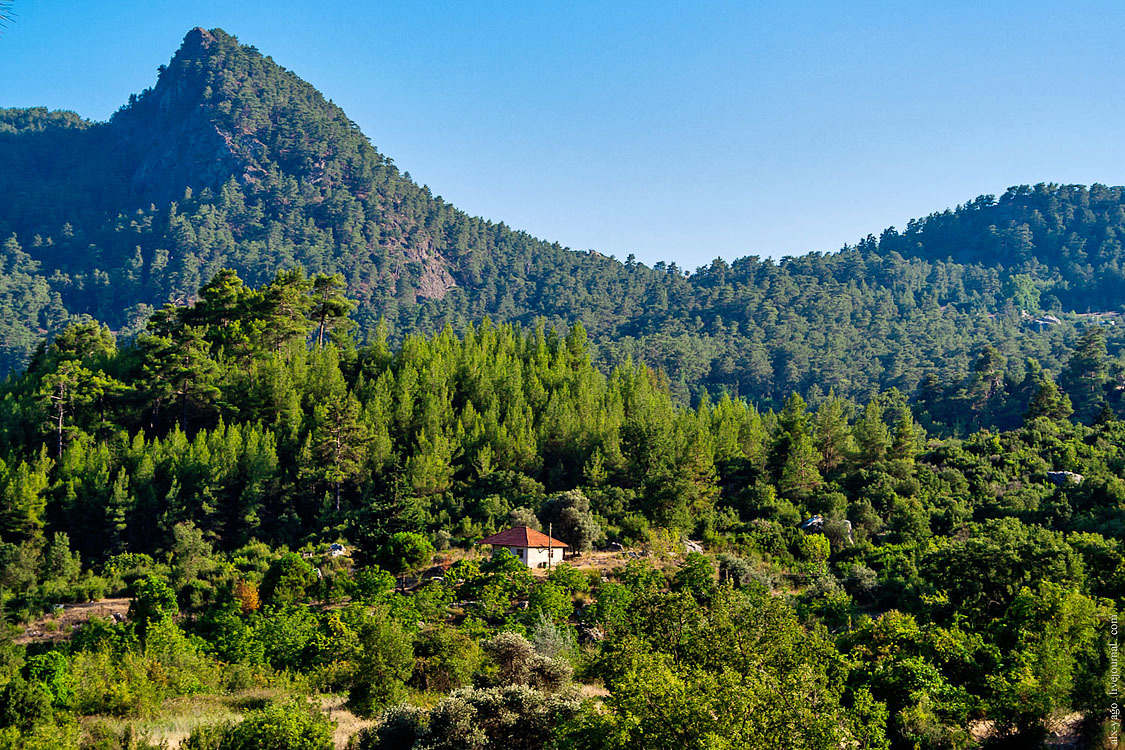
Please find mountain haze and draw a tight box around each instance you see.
[0,28,1123,418]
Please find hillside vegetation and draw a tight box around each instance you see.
[0,29,1122,414]
[0,27,1121,750]
[0,273,1119,748]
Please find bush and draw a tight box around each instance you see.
[546,564,589,594]
[70,616,132,654]
[255,606,319,672]
[72,650,163,717]
[527,614,577,661]
[0,719,80,750]
[0,676,52,731]
[70,621,221,718]
[481,631,571,691]
[347,606,414,717]
[178,721,230,750]
[232,580,260,614]
[353,686,579,750]
[410,624,481,693]
[352,565,395,602]
[184,701,333,750]
[81,723,169,750]
[127,576,178,641]
[347,704,427,750]
[671,552,715,599]
[260,554,317,607]
[380,533,435,586]
[101,554,160,592]
[524,582,572,625]
[24,650,72,707]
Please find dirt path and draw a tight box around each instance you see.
[14,597,130,645]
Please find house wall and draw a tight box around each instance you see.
[525,546,563,568]
[496,545,564,568]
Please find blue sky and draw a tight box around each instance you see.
[2,1,1124,269]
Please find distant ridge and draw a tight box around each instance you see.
[0,29,1121,419]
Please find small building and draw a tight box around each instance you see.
[478,526,568,568]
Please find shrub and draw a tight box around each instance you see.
[352,686,579,750]
[347,607,414,717]
[481,631,571,691]
[127,576,177,641]
[81,723,169,750]
[380,532,435,587]
[546,564,589,594]
[101,554,159,591]
[527,613,577,661]
[260,554,317,607]
[255,605,319,672]
[352,565,395,603]
[409,625,481,693]
[24,650,72,707]
[671,551,716,599]
[70,616,132,654]
[524,582,572,625]
[184,701,333,750]
[0,719,80,750]
[0,676,52,731]
[232,580,260,614]
[347,704,426,750]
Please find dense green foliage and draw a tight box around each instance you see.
[0,271,1118,748]
[184,702,334,750]
[0,29,1122,418]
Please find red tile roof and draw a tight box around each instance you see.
[478,526,569,549]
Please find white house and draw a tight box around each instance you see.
[478,526,568,568]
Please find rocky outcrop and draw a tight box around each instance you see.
[1046,471,1084,486]
[112,28,245,205]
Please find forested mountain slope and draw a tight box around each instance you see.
[0,28,1123,417]
[877,183,1125,309]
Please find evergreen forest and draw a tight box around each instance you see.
[0,29,1124,417]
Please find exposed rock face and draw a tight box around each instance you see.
[102,27,458,301]
[113,28,246,205]
[1046,470,1084,486]
[408,243,457,301]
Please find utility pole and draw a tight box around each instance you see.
[547,522,553,571]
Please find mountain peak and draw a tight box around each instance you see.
[110,28,287,203]
[180,26,216,54]
[172,26,233,64]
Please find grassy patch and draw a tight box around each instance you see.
[319,695,375,750]
[79,688,299,749]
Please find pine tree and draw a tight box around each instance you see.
[890,410,922,461]
[813,392,852,472]
[1060,328,1109,422]
[1025,378,1074,422]
[140,325,220,431]
[302,392,371,514]
[106,468,131,553]
[778,430,822,501]
[0,451,51,544]
[853,398,891,466]
[257,268,313,352]
[310,272,355,348]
